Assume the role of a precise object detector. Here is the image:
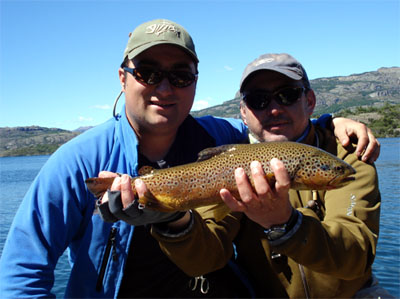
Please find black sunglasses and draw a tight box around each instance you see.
[123,67,198,88]
[241,87,307,110]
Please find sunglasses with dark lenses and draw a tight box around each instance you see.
[123,67,198,88]
[242,87,307,110]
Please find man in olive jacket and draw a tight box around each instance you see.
[152,54,387,298]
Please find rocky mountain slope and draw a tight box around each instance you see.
[0,126,79,157]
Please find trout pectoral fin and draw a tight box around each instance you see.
[137,191,175,212]
[195,203,231,222]
[212,203,232,222]
[85,177,115,198]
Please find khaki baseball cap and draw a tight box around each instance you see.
[240,53,310,91]
[123,19,199,63]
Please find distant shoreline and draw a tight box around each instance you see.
[1,136,398,158]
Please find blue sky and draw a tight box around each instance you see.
[1,0,399,130]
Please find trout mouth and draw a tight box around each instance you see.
[327,176,355,189]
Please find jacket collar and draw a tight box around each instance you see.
[296,121,319,147]
[114,104,140,176]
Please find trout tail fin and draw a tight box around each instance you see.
[85,177,115,198]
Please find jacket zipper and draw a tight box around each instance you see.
[298,264,310,299]
[96,227,118,292]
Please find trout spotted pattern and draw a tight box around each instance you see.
[86,141,355,212]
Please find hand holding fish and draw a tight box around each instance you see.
[99,172,134,208]
[95,171,186,225]
[220,158,294,229]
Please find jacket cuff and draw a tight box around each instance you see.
[151,210,194,238]
[268,210,303,246]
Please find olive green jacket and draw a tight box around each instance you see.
[152,124,381,298]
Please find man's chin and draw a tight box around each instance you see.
[261,134,290,143]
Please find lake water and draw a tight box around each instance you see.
[0,138,399,297]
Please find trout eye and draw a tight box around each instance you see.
[334,166,344,172]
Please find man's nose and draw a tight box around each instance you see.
[155,77,173,95]
[266,98,285,115]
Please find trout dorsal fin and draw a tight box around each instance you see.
[138,166,155,175]
[197,144,238,162]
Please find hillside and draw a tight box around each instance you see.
[0,126,80,157]
[0,67,399,157]
[335,103,400,137]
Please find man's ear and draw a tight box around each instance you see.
[118,68,127,91]
[240,101,248,125]
[305,89,316,116]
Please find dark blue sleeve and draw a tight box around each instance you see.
[195,116,248,145]
[312,113,332,129]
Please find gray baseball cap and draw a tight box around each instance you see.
[123,19,198,63]
[240,53,310,91]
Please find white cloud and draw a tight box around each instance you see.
[78,116,94,122]
[92,105,111,110]
[224,65,233,71]
[191,99,210,111]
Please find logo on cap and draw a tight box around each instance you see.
[252,57,274,67]
[146,21,181,37]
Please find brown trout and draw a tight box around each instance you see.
[86,141,355,215]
